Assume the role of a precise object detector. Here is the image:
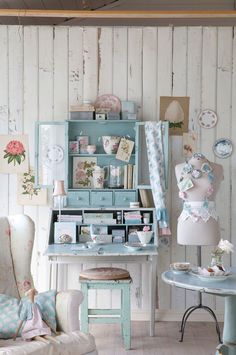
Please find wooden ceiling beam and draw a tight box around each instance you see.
[0,9,236,19]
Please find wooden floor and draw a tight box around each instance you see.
[90,321,223,355]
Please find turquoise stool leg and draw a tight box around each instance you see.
[122,284,131,350]
[81,282,89,333]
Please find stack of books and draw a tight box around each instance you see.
[57,215,82,223]
[124,211,142,224]
[70,104,95,120]
[83,212,116,225]
[123,164,136,189]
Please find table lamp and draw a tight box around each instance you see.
[53,180,66,222]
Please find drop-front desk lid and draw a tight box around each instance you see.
[45,243,158,257]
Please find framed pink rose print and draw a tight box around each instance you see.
[73,157,97,188]
[0,134,29,173]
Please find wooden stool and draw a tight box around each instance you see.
[79,267,132,350]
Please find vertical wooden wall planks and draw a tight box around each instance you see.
[0,25,235,317]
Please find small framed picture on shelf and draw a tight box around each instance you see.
[73,156,97,188]
[116,137,134,162]
[54,222,76,244]
[79,225,91,242]
[69,141,79,153]
[92,225,108,235]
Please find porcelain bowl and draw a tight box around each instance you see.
[102,136,121,154]
[87,145,96,154]
[136,231,153,245]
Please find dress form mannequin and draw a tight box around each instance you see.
[175,153,224,343]
[175,153,224,246]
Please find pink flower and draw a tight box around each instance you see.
[76,170,86,180]
[77,162,85,169]
[143,225,150,232]
[179,191,187,200]
[206,185,214,197]
[5,140,25,155]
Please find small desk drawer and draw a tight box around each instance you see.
[67,191,89,207]
[91,191,113,206]
[114,191,136,207]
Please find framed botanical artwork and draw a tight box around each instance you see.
[17,168,47,206]
[0,134,29,173]
[54,222,76,244]
[116,138,134,163]
[73,157,97,188]
[160,96,189,136]
[35,122,67,187]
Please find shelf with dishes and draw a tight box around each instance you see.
[49,208,157,246]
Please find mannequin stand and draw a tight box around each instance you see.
[179,246,222,343]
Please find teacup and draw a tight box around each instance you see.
[87,145,96,154]
[171,262,191,272]
[102,136,121,154]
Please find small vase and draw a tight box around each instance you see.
[210,252,224,268]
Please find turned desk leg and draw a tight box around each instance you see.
[149,255,157,337]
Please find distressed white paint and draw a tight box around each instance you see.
[0,25,235,317]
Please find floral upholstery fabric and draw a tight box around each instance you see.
[7,215,35,298]
[0,217,19,298]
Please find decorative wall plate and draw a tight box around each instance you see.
[44,144,64,167]
[198,109,218,128]
[213,138,233,159]
[94,94,121,113]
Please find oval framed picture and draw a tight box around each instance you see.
[198,109,218,129]
[213,138,233,159]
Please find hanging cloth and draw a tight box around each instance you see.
[144,121,171,236]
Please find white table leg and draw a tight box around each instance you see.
[149,255,157,336]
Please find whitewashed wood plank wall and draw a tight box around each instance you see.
[0,25,235,319]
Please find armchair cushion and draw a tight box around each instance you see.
[56,290,84,332]
[0,291,57,339]
[0,331,97,355]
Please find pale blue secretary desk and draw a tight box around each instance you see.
[35,119,169,336]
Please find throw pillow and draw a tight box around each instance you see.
[0,290,57,339]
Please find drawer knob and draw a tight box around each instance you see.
[100,197,105,201]
[123,197,128,201]
[77,197,81,200]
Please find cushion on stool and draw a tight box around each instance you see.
[79,267,130,281]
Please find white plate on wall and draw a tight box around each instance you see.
[198,109,218,129]
[213,138,233,159]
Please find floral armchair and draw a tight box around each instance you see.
[0,215,97,355]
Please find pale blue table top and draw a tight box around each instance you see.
[162,268,236,296]
[45,243,158,257]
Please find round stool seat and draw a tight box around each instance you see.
[80,267,130,280]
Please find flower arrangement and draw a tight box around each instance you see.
[143,225,150,232]
[3,140,26,165]
[210,239,234,267]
